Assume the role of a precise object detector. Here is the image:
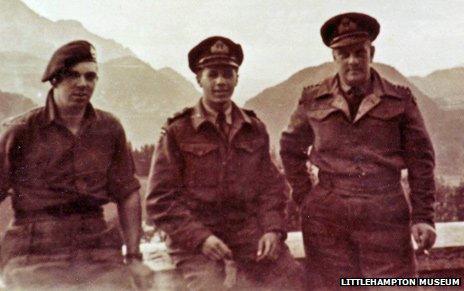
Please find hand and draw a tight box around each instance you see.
[201,235,233,261]
[411,223,436,254]
[256,232,282,262]
[127,260,155,290]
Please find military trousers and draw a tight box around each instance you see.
[0,212,132,290]
[301,183,416,289]
[171,244,305,291]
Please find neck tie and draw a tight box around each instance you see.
[217,111,229,137]
[346,87,364,119]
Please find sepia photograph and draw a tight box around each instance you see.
[0,0,463,289]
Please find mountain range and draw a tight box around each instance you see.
[0,52,200,146]
[1,0,134,61]
[1,0,464,178]
[95,57,199,146]
[0,90,36,121]
[0,0,200,146]
[410,67,464,110]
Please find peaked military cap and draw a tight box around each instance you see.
[188,36,243,73]
[320,12,380,48]
[42,40,97,82]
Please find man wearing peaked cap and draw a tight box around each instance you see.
[146,36,304,290]
[320,12,380,48]
[0,40,153,289]
[188,36,244,72]
[280,12,436,288]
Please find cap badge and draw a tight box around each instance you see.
[210,40,229,54]
[338,17,358,34]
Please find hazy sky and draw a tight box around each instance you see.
[22,0,464,104]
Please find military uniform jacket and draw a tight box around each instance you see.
[0,93,140,211]
[146,100,287,256]
[280,69,435,226]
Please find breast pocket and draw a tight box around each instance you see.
[234,139,265,154]
[307,107,344,150]
[368,104,404,121]
[234,139,266,170]
[364,102,404,148]
[180,143,219,187]
[307,107,338,121]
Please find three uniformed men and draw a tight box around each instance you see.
[0,11,437,291]
[280,12,436,288]
[0,40,152,290]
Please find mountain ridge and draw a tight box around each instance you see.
[0,90,37,122]
[0,0,201,146]
[0,0,134,62]
[409,66,464,110]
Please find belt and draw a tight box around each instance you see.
[318,171,401,193]
[14,200,103,222]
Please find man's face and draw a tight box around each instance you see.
[332,41,375,87]
[197,65,238,108]
[53,61,98,111]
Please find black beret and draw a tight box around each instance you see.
[188,36,243,73]
[320,12,380,48]
[42,40,97,82]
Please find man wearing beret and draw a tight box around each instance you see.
[146,36,303,290]
[0,40,153,289]
[280,12,436,288]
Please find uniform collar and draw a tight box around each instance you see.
[40,89,97,127]
[201,98,233,126]
[313,68,404,100]
[313,68,404,123]
[191,98,252,132]
[338,75,373,97]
